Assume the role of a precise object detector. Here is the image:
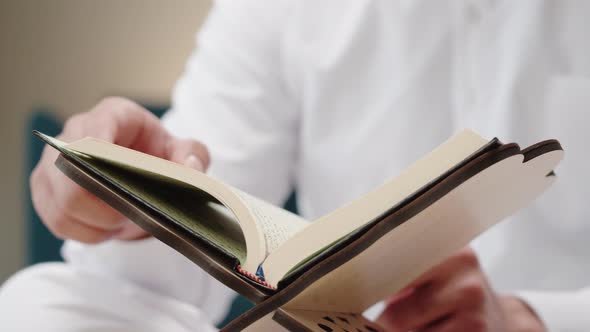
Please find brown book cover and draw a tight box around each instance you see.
[35,130,563,331]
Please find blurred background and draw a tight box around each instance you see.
[0,0,212,282]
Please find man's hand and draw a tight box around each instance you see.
[376,247,546,332]
[30,97,209,243]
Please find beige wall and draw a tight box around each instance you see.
[0,0,212,281]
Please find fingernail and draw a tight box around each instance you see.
[104,228,123,241]
[185,154,204,171]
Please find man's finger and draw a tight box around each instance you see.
[41,147,127,230]
[32,161,122,242]
[406,247,480,289]
[49,173,127,230]
[166,138,210,171]
[414,314,457,332]
[417,312,487,332]
[48,214,114,244]
[377,283,452,331]
[40,193,113,244]
[101,98,172,157]
[110,220,151,241]
[378,271,487,331]
[378,248,485,330]
[62,97,171,158]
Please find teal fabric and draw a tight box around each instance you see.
[24,110,64,264]
[23,106,297,328]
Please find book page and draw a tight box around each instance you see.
[233,190,309,258]
[80,155,248,263]
[285,147,562,313]
[36,132,307,274]
[262,129,491,287]
[43,134,263,272]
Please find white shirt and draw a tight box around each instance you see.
[64,0,590,330]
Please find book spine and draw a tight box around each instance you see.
[236,265,276,290]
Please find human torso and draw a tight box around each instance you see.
[284,0,590,292]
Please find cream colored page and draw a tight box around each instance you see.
[46,132,305,261]
[233,190,309,257]
[285,150,562,313]
[49,134,270,272]
[262,129,490,287]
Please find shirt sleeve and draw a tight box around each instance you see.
[63,0,297,327]
[163,0,298,206]
[518,289,590,332]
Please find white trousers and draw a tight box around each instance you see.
[0,239,235,332]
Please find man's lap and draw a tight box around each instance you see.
[0,261,217,331]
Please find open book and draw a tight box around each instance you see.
[35,129,563,331]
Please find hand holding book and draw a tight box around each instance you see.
[30,97,209,243]
[34,123,562,331]
[375,247,546,331]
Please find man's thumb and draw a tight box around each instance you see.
[166,138,210,172]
